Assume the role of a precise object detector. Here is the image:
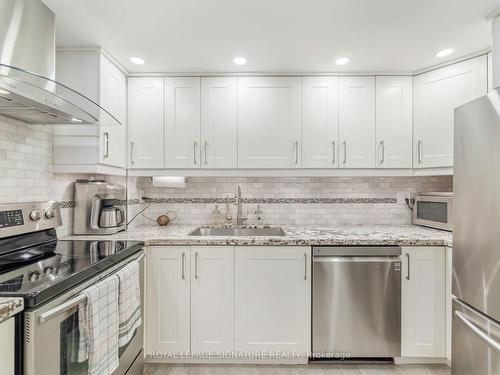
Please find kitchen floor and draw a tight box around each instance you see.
[144,364,451,374]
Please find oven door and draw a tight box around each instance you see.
[23,251,144,375]
[413,195,453,231]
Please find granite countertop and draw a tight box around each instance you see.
[63,224,452,247]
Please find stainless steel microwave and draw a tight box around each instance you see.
[413,192,453,231]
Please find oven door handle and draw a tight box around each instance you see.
[39,252,145,324]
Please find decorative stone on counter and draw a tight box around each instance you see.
[63,224,452,247]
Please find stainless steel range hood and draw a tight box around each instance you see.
[0,0,119,125]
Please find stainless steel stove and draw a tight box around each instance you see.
[0,201,144,375]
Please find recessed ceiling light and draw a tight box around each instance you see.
[335,57,350,65]
[130,56,145,65]
[71,117,83,123]
[0,89,10,95]
[233,57,247,65]
[436,48,455,58]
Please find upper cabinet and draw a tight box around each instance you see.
[128,77,165,169]
[165,77,201,168]
[52,49,127,174]
[123,55,487,174]
[339,77,376,168]
[201,77,238,168]
[413,56,487,168]
[375,76,412,169]
[238,77,302,168]
[302,77,339,168]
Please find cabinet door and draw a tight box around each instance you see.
[201,77,237,168]
[99,55,127,168]
[238,77,302,168]
[235,246,311,353]
[413,55,487,168]
[401,247,446,358]
[375,76,412,169]
[302,77,339,168]
[191,246,234,352]
[339,77,376,168]
[165,77,201,168]
[128,77,164,168]
[145,246,190,355]
[445,247,452,362]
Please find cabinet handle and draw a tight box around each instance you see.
[195,252,199,279]
[103,132,109,158]
[304,252,308,280]
[193,141,198,164]
[181,252,185,279]
[417,140,422,164]
[343,141,347,164]
[204,141,208,165]
[332,141,336,165]
[295,141,299,164]
[130,142,135,165]
[380,140,385,165]
[406,253,410,280]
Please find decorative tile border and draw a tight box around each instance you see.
[58,201,74,209]
[134,197,397,205]
[57,200,127,209]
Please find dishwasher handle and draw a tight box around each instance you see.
[313,256,401,263]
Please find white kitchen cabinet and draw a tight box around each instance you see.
[165,77,201,168]
[445,247,452,362]
[52,49,127,174]
[128,77,165,169]
[401,247,446,358]
[201,77,238,168]
[191,246,234,352]
[238,77,302,168]
[413,55,487,168]
[302,77,339,168]
[338,77,376,168]
[235,246,311,354]
[146,246,191,355]
[376,76,412,168]
[0,318,14,375]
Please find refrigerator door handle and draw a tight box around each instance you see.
[455,310,500,351]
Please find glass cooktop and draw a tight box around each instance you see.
[0,239,143,307]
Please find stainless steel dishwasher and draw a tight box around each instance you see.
[312,246,401,361]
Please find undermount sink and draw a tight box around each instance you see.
[188,227,286,237]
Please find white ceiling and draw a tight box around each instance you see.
[42,0,499,74]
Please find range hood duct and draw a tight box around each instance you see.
[0,0,119,125]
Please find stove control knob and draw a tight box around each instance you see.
[44,267,53,275]
[29,210,42,221]
[29,272,40,282]
[44,209,55,219]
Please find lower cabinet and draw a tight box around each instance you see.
[401,247,446,359]
[146,246,191,355]
[145,245,311,362]
[234,246,311,354]
[191,246,234,352]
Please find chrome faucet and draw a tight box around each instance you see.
[234,185,247,226]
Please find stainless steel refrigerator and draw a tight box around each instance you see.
[453,89,500,374]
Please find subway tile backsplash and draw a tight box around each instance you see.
[0,115,125,235]
[126,175,453,227]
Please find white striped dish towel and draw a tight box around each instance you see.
[77,275,120,375]
[116,259,142,347]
